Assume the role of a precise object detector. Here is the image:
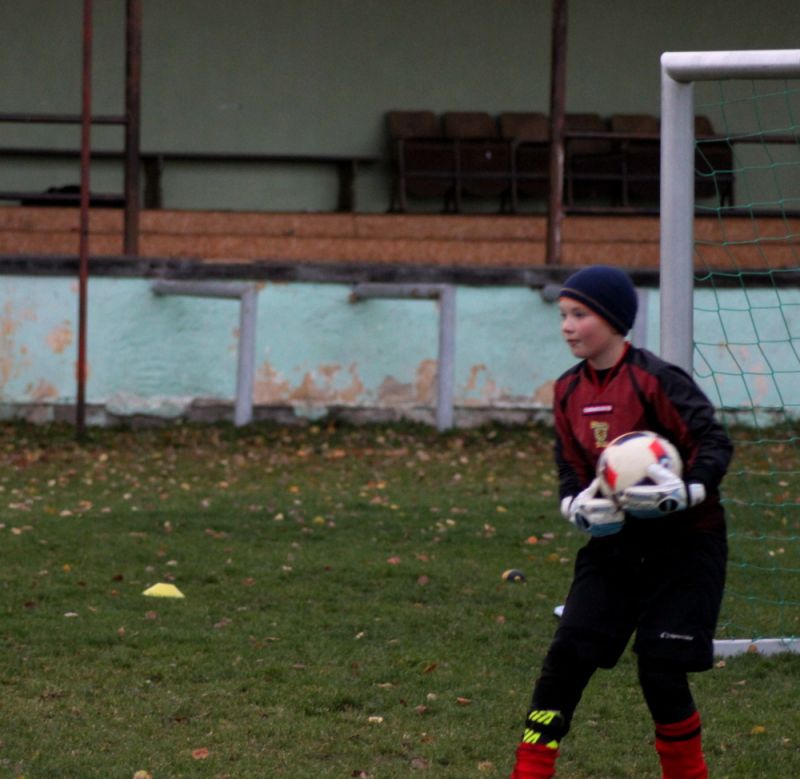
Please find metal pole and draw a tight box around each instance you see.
[631,287,649,349]
[150,281,259,427]
[76,0,93,438]
[661,49,800,82]
[659,59,695,372]
[349,283,457,431]
[546,0,568,265]
[123,0,142,256]
[436,286,456,431]
[235,286,258,426]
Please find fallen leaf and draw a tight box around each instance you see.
[191,747,210,760]
[456,696,472,706]
[751,725,766,735]
[387,556,401,565]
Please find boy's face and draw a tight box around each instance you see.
[558,297,625,369]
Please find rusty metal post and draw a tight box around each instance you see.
[546,0,568,265]
[123,0,142,255]
[76,0,93,438]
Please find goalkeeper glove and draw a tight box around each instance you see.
[619,463,706,518]
[561,478,625,537]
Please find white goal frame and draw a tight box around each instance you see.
[660,49,800,656]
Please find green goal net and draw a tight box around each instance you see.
[689,75,800,649]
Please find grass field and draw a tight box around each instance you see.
[0,421,798,779]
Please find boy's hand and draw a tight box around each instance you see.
[620,463,706,518]
[561,478,625,537]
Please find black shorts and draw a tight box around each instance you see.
[553,520,727,672]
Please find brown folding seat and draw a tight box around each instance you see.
[386,110,456,212]
[610,113,661,205]
[564,113,621,207]
[442,111,512,211]
[694,116,734,206]
[499,112,550,211]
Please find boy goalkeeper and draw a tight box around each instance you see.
[509,266,732,779]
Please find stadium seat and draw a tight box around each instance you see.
[442,111,513,211]
[564,113,621,207]
[499,112,550,211]
[386,110,456,212]
[610,113,661,205]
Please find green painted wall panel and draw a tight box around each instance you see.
[2,276,799,423]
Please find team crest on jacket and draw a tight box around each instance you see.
[590,420,610,449]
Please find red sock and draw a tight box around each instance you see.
[654,711,708,779]
[509,743,559,778]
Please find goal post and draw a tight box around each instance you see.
[659,49,800,656]
[660,49,800,373]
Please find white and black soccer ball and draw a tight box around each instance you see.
[596,431,683,501]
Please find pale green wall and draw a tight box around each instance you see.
[1,277,798,424]
[1,1,799,211]
[0,277,576,420]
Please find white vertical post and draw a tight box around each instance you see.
[349,283,457,431]
[659,60,696,373]
[436,285,456,432]
[631,287,649,349]
[151,280,259,426]
[235,286,258,426]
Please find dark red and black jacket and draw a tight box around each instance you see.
[554,344,733,532]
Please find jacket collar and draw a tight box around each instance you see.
[584,341,632,388]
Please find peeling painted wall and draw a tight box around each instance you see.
[1,277,798,424]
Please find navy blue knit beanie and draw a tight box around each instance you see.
[560,265,638,334]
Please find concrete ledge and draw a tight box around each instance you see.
[0,400,555,430]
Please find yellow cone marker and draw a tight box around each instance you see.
[143,582,185,598]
